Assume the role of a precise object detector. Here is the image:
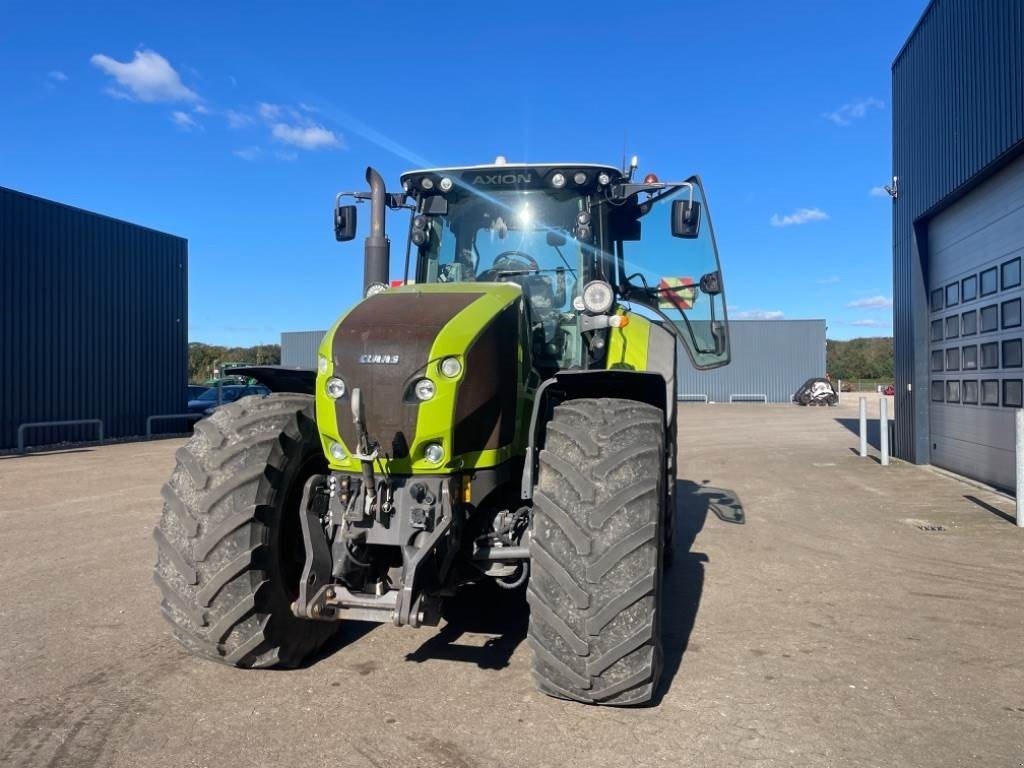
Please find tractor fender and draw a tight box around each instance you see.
[230,366,317,395]
[520,369,668,500]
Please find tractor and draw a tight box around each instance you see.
[154,157,730,705]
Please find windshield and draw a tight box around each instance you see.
[418,190,591,367]
[419,190,585,293]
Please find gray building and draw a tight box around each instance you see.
[281,330,327,369]
[676,320,827,404]
[893,0,1024,489]
[0,186,188,450]
[286,320,827,405]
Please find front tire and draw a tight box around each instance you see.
[527,398,666,705]
[154,393,336,668]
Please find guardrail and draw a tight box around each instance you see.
[729,394,768,404]
[146,413,203,437]
[17,419,104,453]
[677,394,709,403]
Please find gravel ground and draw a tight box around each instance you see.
[0,400,1021,768]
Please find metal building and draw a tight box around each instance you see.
[892,0,1024,489]
[675,320,827,403]
[0,186,188,450]
[281,330,327,369]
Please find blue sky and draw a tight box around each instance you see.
[1,0,925,344]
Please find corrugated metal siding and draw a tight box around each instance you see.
[675,320,827,403]
[281,330,327,369]
[892,0,1024,462]
[0,186,188,450]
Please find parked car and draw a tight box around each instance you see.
[186,385,208,401]
[187,385,270,415]
[793,377,838,406]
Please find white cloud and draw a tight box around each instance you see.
[732,309,785,320]
[817,275,840,285]
[233,146,261,161]
[823,97,884,126]
[48,70,68,82]
[770,208,829,227]
[275,150,299,162]
[193,103,211,115]
[90,49,198,102]
[225,109,254,128]
[850,319,889,328]
[258,102,282,120]
[171,110,198,130]
[271,122,340,150]
[846,295,893,309]
[869,185,889,198]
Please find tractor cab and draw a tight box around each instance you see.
[394,160,730,375]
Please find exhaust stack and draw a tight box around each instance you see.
[363,166,390,293]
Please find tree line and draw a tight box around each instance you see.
[826,337,893,381]
[189,342,280,384]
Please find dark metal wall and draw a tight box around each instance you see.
[892,0,1024,462]
[675,320,827,403]
[281,330,327,369]
[0,186,188,449]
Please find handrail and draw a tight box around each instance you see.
[146,413,203,437]
[17,419,104,453]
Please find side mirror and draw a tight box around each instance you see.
[671,199,701,239]
[545,230,567,247]
[335,205,357,242]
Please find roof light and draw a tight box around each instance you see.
[643,173,659,184]
[439,177,453,192]
[494,155,507,165]
[573,172,587,185]
[551,172,566,189]
[421,177,434,190]
[597,172,611,186]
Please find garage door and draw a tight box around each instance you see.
[927,153,1024,490]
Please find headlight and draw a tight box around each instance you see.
[329,442,347,461]
[423,443,444,464]
[325,377,346,399]
[414,379,436,401]
[581,280,615,314]
[597,172,611,186]
[317,355,329,374]
[439,357,462,378]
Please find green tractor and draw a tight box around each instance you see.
[154,158,730,705]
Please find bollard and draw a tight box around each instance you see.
[858,397,867,458]
[1017,410,1024,528]
[879,397,889,466]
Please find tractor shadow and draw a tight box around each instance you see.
[654,479,744,705]
[404,582,528,670]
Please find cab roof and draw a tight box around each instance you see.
[399,162,622,184]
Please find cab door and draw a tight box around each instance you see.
[617,177,730,370]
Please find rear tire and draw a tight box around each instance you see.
[154,393,336,668]
[527,397,666,705]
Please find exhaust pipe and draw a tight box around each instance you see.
[363,166,390,293]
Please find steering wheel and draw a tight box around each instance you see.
[492,250,539,272]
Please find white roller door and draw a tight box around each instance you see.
[927,153,1024,489]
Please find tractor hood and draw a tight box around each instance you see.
[316,283,528,474]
